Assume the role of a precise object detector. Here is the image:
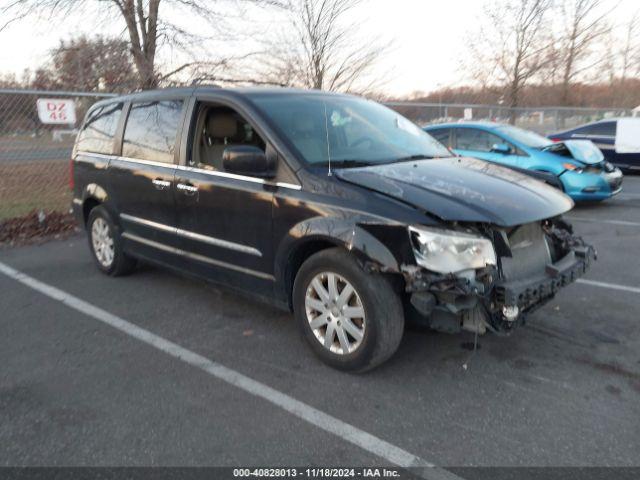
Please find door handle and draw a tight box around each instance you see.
[177,183,198,195]
[152,178,171,190]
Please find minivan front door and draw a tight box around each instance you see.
[174,103,275,292]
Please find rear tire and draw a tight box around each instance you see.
[87,205,136,276]
[293,248,404,372]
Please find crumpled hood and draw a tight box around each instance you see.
[335,157,574,227]
[542,140,604,165]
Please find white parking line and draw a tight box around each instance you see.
[567,216,640,227]
[0,261,459,480]
[576,279,640,294]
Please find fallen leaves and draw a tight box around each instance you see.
[0,210,78,246]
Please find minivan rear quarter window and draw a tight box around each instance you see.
[76,103,123,155]
[122,100,184,163]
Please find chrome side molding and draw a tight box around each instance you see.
[119,213,262,257]
[75,151,302,191]
[121,232,274,281]
[120,214,175,234]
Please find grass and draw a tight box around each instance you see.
[0,159,71,220]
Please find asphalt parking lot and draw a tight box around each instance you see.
[1,178,639,473]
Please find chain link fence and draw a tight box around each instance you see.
[385,102,634,136]
[0,89,114,220]
[385,102,636,133]
[1,89,637,221]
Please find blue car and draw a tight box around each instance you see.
[549,118,640,172]
[424,122,623,202]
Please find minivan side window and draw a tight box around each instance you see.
[122,100,184,163]
[76,103,123,155]
[191,104,266,171]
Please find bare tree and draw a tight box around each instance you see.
[551,0,611,104]
[261,0,388,92]
[466,0,553,122]
[1,0,282,90]
[619,11,640,86]
[596,9,640,105]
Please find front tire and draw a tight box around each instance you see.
[87,206,136,276]
[293,248,404,372]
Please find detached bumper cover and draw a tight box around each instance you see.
[494,245,596,311]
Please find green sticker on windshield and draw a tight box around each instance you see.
[396,116,420,136]
[331,111,352,127]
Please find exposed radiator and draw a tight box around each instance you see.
[500,222,551,281]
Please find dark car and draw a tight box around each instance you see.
[71,87,595,372]
[549,118,640,172]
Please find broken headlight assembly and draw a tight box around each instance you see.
[562,162,584,173]
[408,226,497,274]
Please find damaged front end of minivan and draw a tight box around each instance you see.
[333,156,597,337]
[401,217,595,335]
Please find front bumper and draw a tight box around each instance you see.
[494,245,595,312]
[561,168,623,201]
[403,227,596,334]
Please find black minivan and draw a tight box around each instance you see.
[71,87,595,371]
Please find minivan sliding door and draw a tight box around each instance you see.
[109,99,185,254]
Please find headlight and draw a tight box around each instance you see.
[563,162,584,173]
[408,226,497,274]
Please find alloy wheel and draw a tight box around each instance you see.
[305,272,366,355]
[91,217,115,268]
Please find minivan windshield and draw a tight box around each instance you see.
[495,125,553,149]
[252,94,451,167]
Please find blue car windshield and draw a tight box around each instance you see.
[252,95,451,166]
[496,125,553,149]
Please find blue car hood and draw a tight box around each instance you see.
[335,157,574,227]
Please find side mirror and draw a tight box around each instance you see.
[222,145,276,178]
[491,143,512,154]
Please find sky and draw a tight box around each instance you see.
[0,0,637,96]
